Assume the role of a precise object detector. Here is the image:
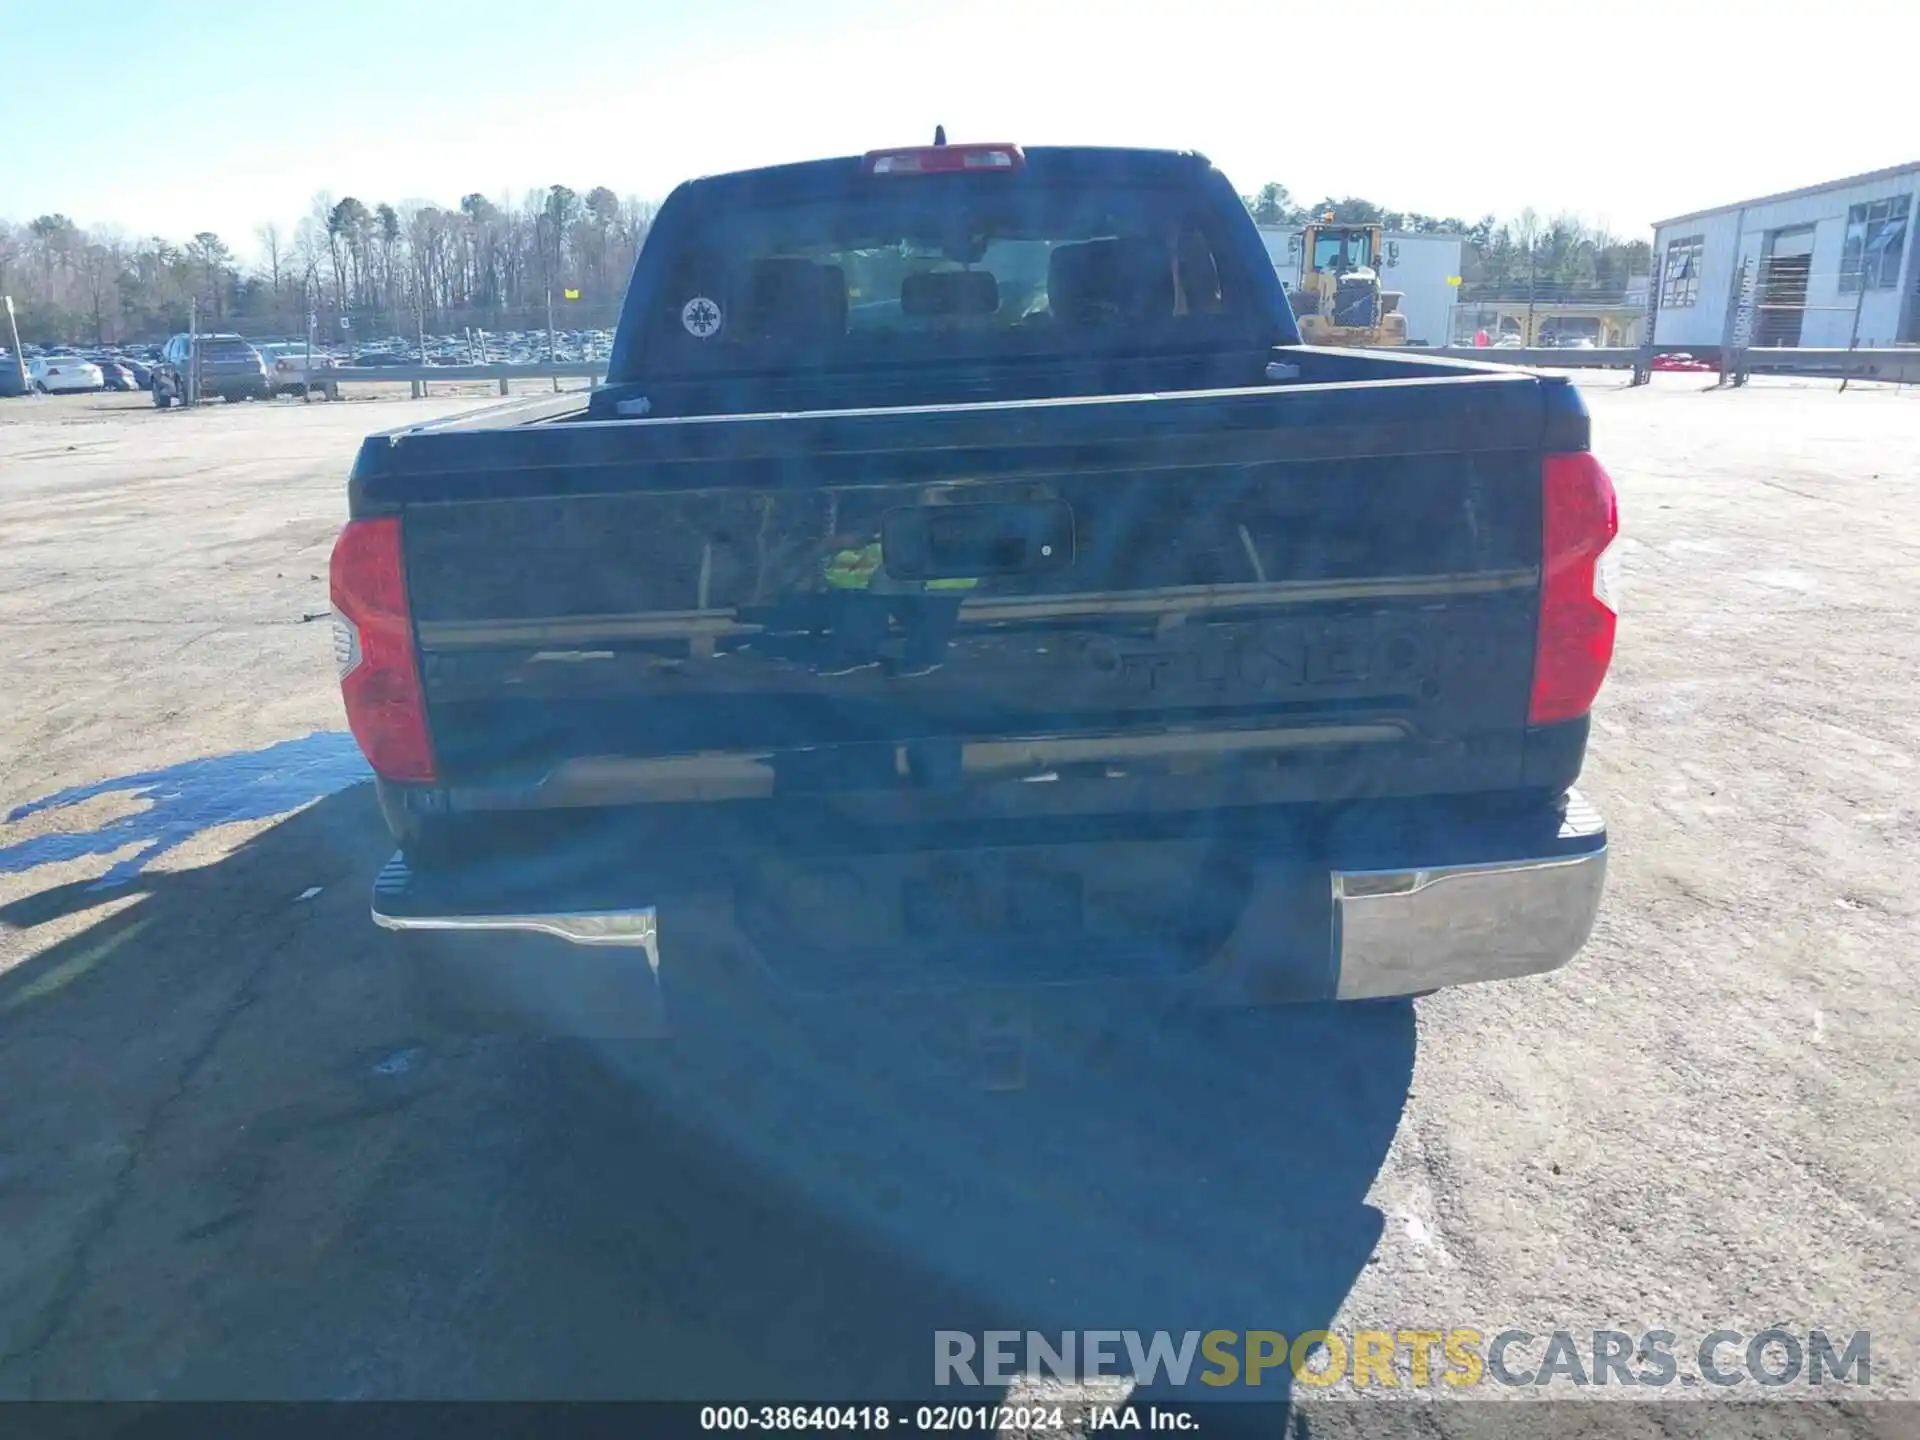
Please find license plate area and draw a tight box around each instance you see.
[735,837,1250,991]
[903,857,1084,937]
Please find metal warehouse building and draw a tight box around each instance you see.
[1652,162,1919,350]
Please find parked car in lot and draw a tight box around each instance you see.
[94,360,138,392]
[258,342,340,396]
[338,140,1618,1038]
[26,356,105,393]
[349,350,411,368]
[151,333,272,406]
[0,355,30,398]
[92,354,153,389]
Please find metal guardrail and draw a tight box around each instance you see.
[319,360,605,398]
[1726,348,1920,385]
[330,361,604,381]
[312,349,1918,397]
[1431,347,1643,369]
[1430,345,1919,384]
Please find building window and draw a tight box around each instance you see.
[1661,235,1704,308]
[1841,195,1910,292]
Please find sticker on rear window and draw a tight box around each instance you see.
[682,297,723,338]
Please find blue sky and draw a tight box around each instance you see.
[4,0,1912,258]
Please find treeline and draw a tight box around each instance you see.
[2,176,1654,347]
[0,185,652,346]
[1242,182,1653,301]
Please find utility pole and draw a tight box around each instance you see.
[187,296,198,406]
[1525,240,1537,347]
[1718,257,1756,388]
[3,296,26,391]
[1633,253,1663,385]
[304,273,317,405]
[1840,268,1870,393]
[541,215,561,393]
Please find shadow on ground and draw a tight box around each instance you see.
[0,744,1413,1419]
[1,732,370,892]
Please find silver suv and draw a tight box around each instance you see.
[257,342,340,397]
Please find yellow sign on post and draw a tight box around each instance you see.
[1447,276,1463,287]
[563,288,581,301]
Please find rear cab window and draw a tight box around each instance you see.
[617,149,1286,383]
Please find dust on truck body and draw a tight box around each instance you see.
[327,138,1617,1029]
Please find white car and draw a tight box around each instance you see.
[26,356,105,393]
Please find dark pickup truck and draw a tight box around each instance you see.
[331,141,1616,1020]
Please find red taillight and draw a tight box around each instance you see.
[863,143,1025,175]
[1530,452,1619,726]
[330,517,437,782]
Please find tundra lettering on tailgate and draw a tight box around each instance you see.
[1092,615,1513,701]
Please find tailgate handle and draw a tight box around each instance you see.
[881,500,1075,582]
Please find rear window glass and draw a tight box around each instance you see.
[203,339,255,359]
[638,177,1268,375]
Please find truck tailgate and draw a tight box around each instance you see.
[352,372,1586,820]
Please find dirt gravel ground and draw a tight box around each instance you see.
[0,378,1915,1432]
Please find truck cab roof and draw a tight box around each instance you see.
[673,146,1220,206]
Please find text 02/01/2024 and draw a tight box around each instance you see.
[699,1405,1076,1432]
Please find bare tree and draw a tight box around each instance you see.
[256,221,284,302]
[325,198,359,310]
[79,243,118,342]
[15,165,1658,347]
[28,214,80,292]
[185,232,235,325]
[0,221,21,300]
[374,203,400,325]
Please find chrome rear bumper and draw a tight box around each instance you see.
[1331,847,1606,999]
[374,904,657,948]
[371,791,1607,1003]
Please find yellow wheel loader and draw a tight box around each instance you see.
[1288,221,1407,347]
